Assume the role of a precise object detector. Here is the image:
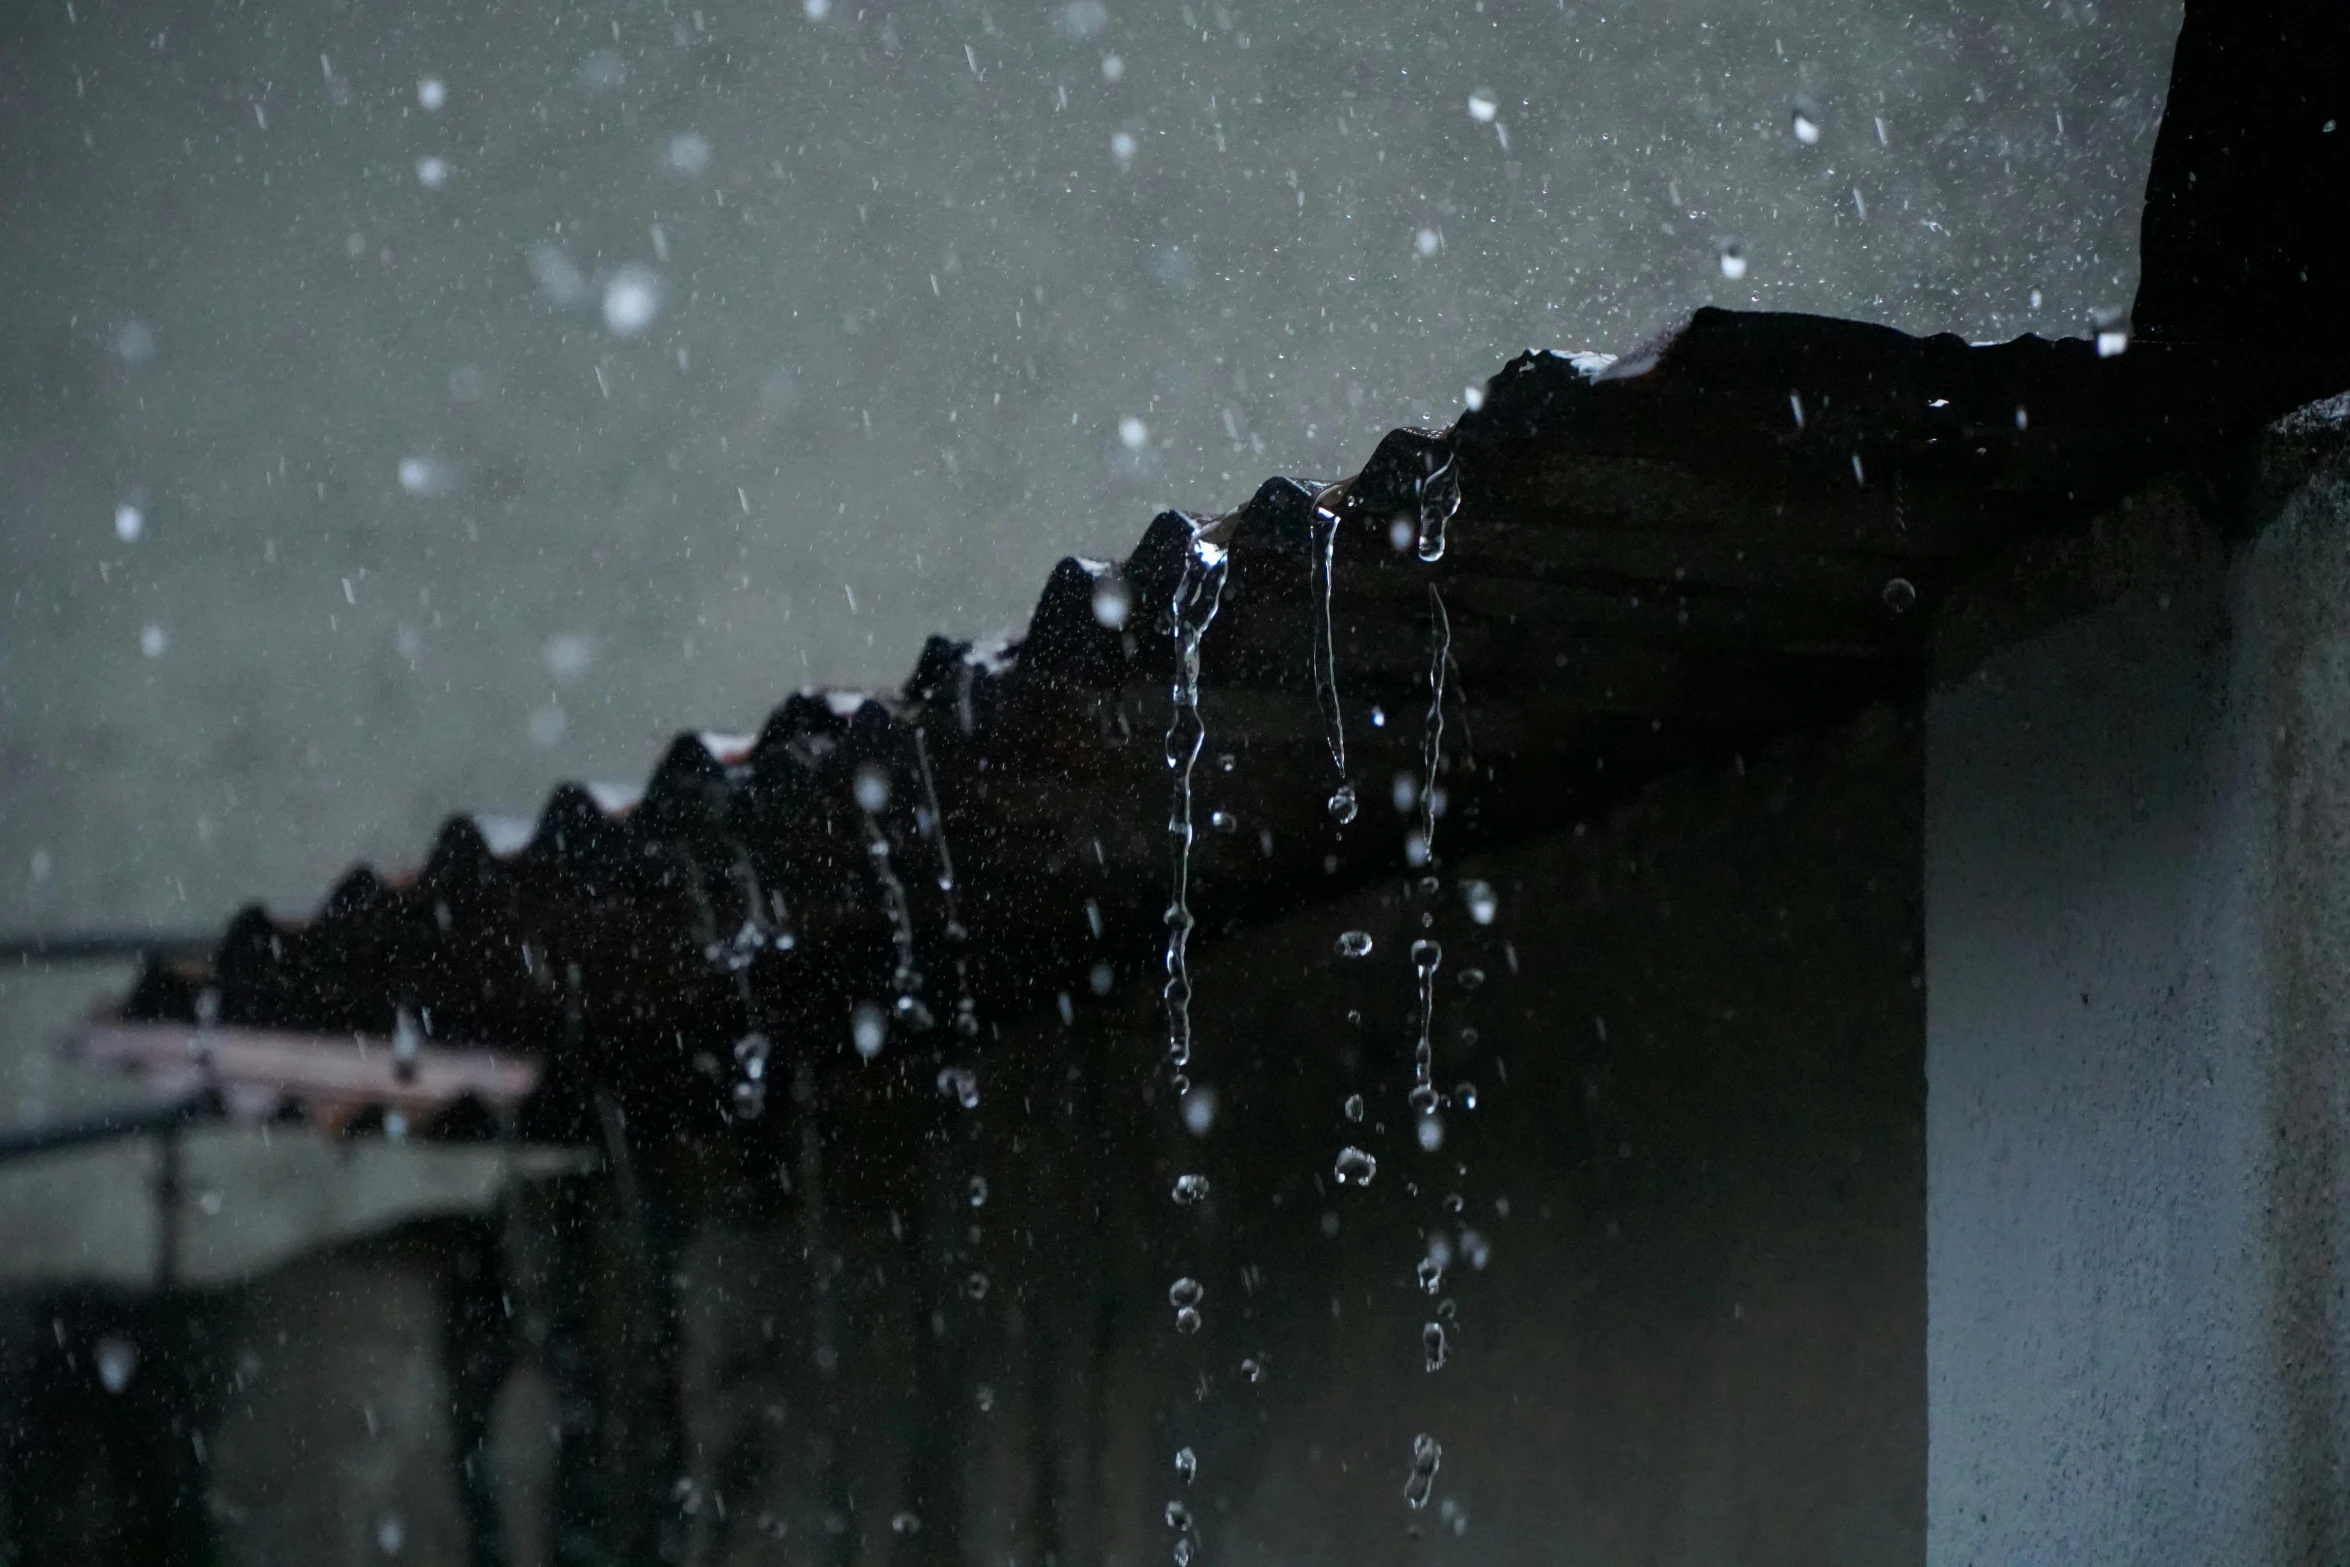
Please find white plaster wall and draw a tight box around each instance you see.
[1927,426,2350,1563]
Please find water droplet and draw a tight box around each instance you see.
[1882,577,1918,614]
[1417,1254,1446,1294]
[891,1511,921,1535]
[397,455,451,496]
[1111,130,1138,167]
[414,155,451,189]
[851,1003,887,1058]
[1174,1447,1197,1484]
[935,1066,980,1108]
[1240,1356,1263,1383]
[417,76,447,111]
[1335,930,1374,959]
[113,503,143,542]
[1414,227,1441,257]
[1460,879,1497,925]
[1181,1084,1217,1135]
[1423,1321,1450,1372]
[376,1513,407,1557]
[1169,1276,1204,1310]
[1461,1229,1491,1270]
[1466,91,1498,123]
[976,1384,996,1412]
[1327,783,1358,823]
[1791,99,1822,145]
[94,1336,137,1393]
[1101,53,1124,80]
[1118,414,1149,449]
[1403,1434,1443,1509]
[138,623,168,659]
[1172,1538,1193,1567]
[1209,809,1237,833]
[968,1175,989,1207]
[1717,236,1748,280]
[853,762,891,812]
[1174,1307,1203,1335]
[1416,1113,1445,1152]
[1454,1082,1478,1110]
[1333,1146,1378,1186]
[1343,1093,1364,1122]
[666,131,713,176]
[1413,939,1442,977]
[2094,309,2130,358]
[966,1271,990,1300]
[602,264,666,335]
[1171,1173,1210,1205]
[1092,573,1133,629]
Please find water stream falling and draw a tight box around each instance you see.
[1409,939,1443,1115]
[1416,449,1461,563]
[1418,584,1452,866]
[912,727,977,1037]
[858,788,929,1032]
[1162,525,1231,1094]
[1309,486,1356,823]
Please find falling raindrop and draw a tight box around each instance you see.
[94,1336,137,1393]
[1717,236,1748,280]
[1174,1447,1197,1484]
[968,1175,989,1207]
[417,76,447,110]
[1403,1434,1443,1509]
[1169,1276,1204,1333]
[1120,415,1150,450]
[1417,1254,1446,1294]
[891,1512,921,1535]
[1415,227,1441,257]
[1416,1113,1445,1152]
[851,1003,887,1058]
[1240,1356,1263,1383]
[1411,938,1443,1112]
[1882,577,1918,614]
[1181,1084,1218,1135]
[414,155,451,189]
[138,624,168,659]
[1092,572,1133,629]
[1333,1146,1378,1185]
[1171,1173,1211,1205]
[602,265,666,335]
[1460,1229,1491,1270]
[935,1066,980,1108]
[1328,785,1359,823]
[1454,1082,1478,1110]
[1423,1321,1450,1372]
[113,503,143,542]
[1466,91,1498,123]
[1335,930,1374,959]
[1343,1093,1365,1122]
[1461,879,1497,925]
[966,1271,990,1300]
[376,1513,407,1557]
[853,762,891,812]
[1791,98,1822,144]
[666,131,713,176]
[1111,130,1138,167]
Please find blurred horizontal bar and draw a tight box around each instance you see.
[0,929,217,965]
[0,1091,211,1165]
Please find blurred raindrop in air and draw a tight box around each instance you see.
[603,266,666,335]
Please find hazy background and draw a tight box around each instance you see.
[0,0,2177,1015]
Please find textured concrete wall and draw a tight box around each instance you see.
[1926,404,2350,1563]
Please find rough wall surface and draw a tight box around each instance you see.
[1926,406,2350,1563]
